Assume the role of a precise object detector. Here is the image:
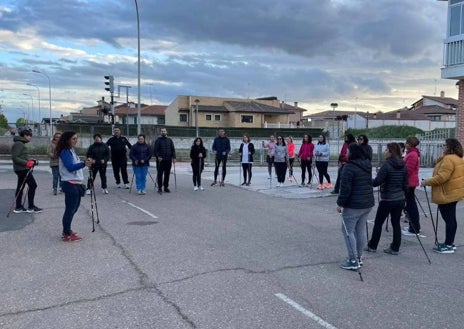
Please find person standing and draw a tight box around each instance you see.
[402,136,422,236]
[421,138,464,254]
[274,135,288,187]
[286,136,295,181]
[11,128,42,213]
[48,131,62,195]
[262,135,276,179]
[337,143,375,270]
[129,134,152,195]
[239,134,255,186]
[86,134,110,194]
[56,131,92,242]
[106,127,131,189]
[366,143,408,255]
[211,129,231,186]
[190,137,207,191]
[357,134,373,162]
[297,134,314,187]
[153,128,176,194]
[332,134,356,194]
[314,135,331,190]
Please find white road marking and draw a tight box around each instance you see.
[275,293,338,329]
[122,200,158,219]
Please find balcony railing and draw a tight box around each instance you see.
[444,39,464,67]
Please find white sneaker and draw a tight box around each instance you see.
[141,190,146,195]
[86,189,91,195]
[117,184,121,188]
[199,186,204,190]
[137,190,142,195]
[124,183,130,189]
[103,189,109,194]
[193,186,198,191]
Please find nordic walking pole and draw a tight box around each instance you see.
[173,161,177,191]
[129,172,135,194]
[423,183,438,246]
[415,193,428,218]
[340,211,363,282]
[407,214,432,265]
[6,167,33,217]
[147,170,157,189]
[88,170,96,232]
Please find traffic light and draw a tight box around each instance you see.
[104,75,114,93]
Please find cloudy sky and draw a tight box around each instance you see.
[0,0,456,123]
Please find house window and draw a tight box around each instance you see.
[206,114,212,121]
[430,115,441,121]
[180,114,188,122]
[214,114,221,121]
[241,115,253,123]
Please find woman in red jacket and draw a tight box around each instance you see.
[402,136,422,236]
[297,134,314,187]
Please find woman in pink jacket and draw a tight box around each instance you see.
[402,136,421,236]
[297,134,314,187]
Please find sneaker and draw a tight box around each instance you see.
[124,184,130,189]
[241,182,246,186]
[137,190,142,195]
[324,183,332,189]
[13,207,27,214]
[86,189,91,195]
[246,183,250,186]
[27,206,43,213]
[117,184,122,188]
[220,182,225,187]
[340,258,360,270]
[432,243,454,254]
[401,228,416,236]
[164,188,171,193]
[452,244,457,250]
[299,183,306,187]
[317,184,324,190]
[364,246,377,253]
[53,189,58,195]
[383,247,399,255]
[211,181,217,186]
[103,189,109,194]
[141,190,146,195]
[62,232,82,242]
[357,257,363,267]
[199,186,204,190]
[194,186,198,191]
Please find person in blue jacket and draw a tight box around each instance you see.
[56,131,92,242]
[211,129,231,186]
[129,134,152,195]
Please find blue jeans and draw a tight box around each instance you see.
[342,207,373,260]
[51,165,61,190]
[61,181,82,235]
[133,166,148,190]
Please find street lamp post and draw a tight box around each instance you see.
[194,99,200,137]
[135,0,141,135]
[32,69,53,136]
[23,93,34,129]
[330,102,339,154]
[27,83,41,135]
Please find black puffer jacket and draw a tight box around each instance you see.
[373,157,408,201]
[86,142,110,167]
[337,158,375,209]
[153,136,176,161]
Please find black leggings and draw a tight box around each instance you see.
[242,163,252,183]
[315,161,330,185]
[300,159,312,184]
[438,201,458,246]
[214,157,227,182]
[15,169,37,209]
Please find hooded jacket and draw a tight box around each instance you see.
[11,136,30,172]
[423,154,464,204]
[337,158,375,209]
[373,157,408,201]
[404,147,420,187]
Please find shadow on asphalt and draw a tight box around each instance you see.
[0,189,35,232]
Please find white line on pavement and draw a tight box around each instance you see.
[122,200,158,219]
[275,293,338,329]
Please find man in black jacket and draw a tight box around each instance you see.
[106,127,131,188]
[87,134,110,194]
[211,129,231,186]
[153,128,176,194]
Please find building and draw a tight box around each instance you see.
[439,0,464,141]
[164,95,300,128]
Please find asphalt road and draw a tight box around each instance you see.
[0,163,463,329]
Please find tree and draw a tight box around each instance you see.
[16,117,25,127]
[0,113,7,129]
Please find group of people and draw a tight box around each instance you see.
[336,136,464,272]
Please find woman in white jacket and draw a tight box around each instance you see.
[314,134,331,190]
